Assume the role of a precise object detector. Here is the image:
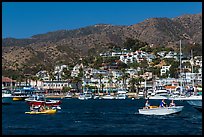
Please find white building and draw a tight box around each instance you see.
[119,50,149,64]
[160,65,171,76]
[71,64,83,77]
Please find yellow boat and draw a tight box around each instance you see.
[25,109,57,114]
[13,96,28,101]
[13,97,24,101]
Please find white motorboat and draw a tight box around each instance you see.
[148,95,168,100]
[93,95,99,99]
[102,94,115,99]
[64,92,73,99]
[148,86,169,100]
[138,91,144,98]
[176,95,202,111]
[138,106,184,115]
[78,93,92,100]
[115,93,126,99]
[2,89,13,104]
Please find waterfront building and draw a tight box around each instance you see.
[2,77,16,88]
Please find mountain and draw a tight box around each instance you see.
[2,13,202,75]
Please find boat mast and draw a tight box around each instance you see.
[191,49,194,87]
[179,40,182,87]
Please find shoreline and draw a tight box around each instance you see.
[45,92,138,99]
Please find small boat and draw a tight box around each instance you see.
[2,89,13,104]
[182,95,202,111]
[138,106,184,115]
[12,87,36,101]
[102,94,115,99]
[25,109,57,114]
[64,92,73,99]
[148,94,168,100]
[115,93,126,99]
[25,94,62,108]
[78,93,92,100]
[93,95,99,99]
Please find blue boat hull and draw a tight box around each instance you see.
[2,97,13,104]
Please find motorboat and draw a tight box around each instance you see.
[115,93,126,99]
[27,99,62,107]
[172,95,202,111]
[25,94,62,109]
[2,88,13,104]
[148,86,169,100]
[25,94,45,102]
[12,87,35,101]
[93,95,99,99]
[138,91,144,98]
[78,93,92,100]
[25,109,57,114]
[64,92,73,99]
[138,106,184,115]
[102,94,115,99]
[148,95,168,100]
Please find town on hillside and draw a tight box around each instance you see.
[2,44,202,99]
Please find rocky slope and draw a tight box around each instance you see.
[2,13,202,74]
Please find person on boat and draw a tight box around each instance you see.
[159,99,167,108]
[30,104,34,112]
[194,86,198,95]
[144,100,150,109]
[169,100,176,107]
[39,105,46,112]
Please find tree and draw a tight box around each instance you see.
[128,77,137,93]
[61,67,71,81]
[97,73,104,93]
[72,76,82,92]
[120,69,129,89]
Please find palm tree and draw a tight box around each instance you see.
[72,76,82,93]
[31,75,40,87]
[138,76,145,89]
[135,77,141,95]
[121,69,129,89]
[61,67,71,81]
[128,77,137,93]
[108,75,114,94]
[97,73,104,93]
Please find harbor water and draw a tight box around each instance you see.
[2,98,202,135]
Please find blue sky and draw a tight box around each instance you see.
[2,2,202,39]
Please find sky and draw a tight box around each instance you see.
[2,2,202,39]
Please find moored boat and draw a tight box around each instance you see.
[138,106,184,115]
[2,88,13,104]
[102,94,115,99]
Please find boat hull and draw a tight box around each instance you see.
[187,100,202,111]
[148,95,168,100]
[102,95,115,99]
[27,100,62,106]
[25,109,57,114]
[2,97,13,104]
[138,106,184,115]
[13,96,28,101]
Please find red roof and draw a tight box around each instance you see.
[2,77,16,82]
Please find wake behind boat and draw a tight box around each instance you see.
[138,106,184,115]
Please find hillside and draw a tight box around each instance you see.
[2,13,202,75]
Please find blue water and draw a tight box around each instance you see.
[2,98,202,135]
